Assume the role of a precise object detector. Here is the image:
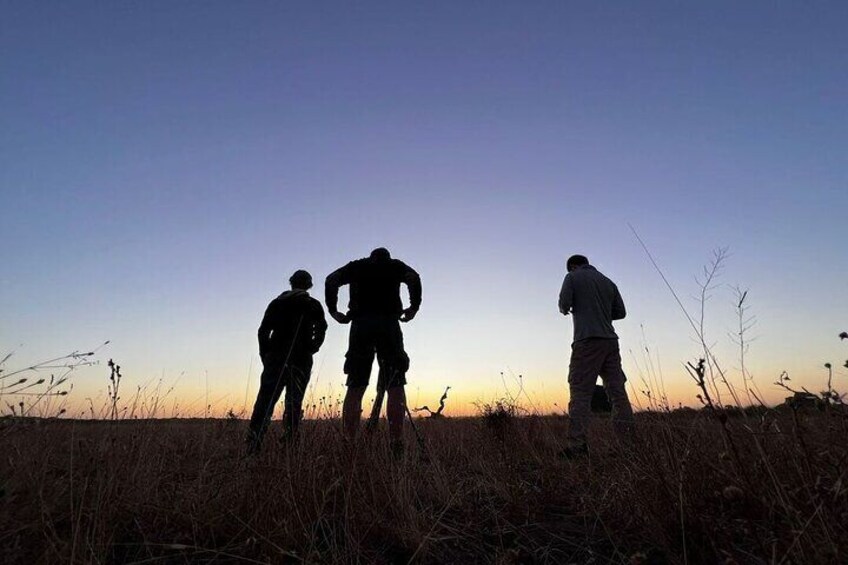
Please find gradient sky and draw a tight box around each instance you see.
[2,2,846,417]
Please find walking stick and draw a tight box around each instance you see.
[365,363,388,432]
[366,362,429,462]
[247,315,304,453]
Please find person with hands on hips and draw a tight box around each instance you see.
[325,248,422,455]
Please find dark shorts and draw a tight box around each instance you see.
[344,315,409,388]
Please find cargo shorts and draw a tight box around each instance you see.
[344,314,409,388]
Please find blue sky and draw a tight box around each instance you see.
[2,2,846,416]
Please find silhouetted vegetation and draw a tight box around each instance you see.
[2,250,846,563]
[413,386,451,418]
[2,403,847,563]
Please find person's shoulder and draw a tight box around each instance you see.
[391,258,415,272]
[592,269,619,287]
[574,265,607,283]
[345,258,369,272]
[307,295,325,310]
[264,296,285,317]
[590,267,613,281]
[331,259,364,274]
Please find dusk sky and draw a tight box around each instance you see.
[2,2,846,417]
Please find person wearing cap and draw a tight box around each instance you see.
[558,254,635,458]
[325,248,422,454]
[246,269,327,453]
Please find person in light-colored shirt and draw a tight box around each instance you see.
[558,254,635,457]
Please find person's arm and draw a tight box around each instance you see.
[611,284,626,321]
[311,301,328,352]
[400,262,422,322]
[325,263,354,323]
[558,274,573,315]
[257,303,274,360]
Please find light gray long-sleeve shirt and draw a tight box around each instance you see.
[558,264,626,342]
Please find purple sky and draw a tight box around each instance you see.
[2,2,846,415]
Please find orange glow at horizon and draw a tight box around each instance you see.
[40,365,829,420]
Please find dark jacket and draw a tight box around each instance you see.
[258,290,327,362]
[558,264,626,342]
[325,257,422,318]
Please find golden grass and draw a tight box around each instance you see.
[2,407,846,564]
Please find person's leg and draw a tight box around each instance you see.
[282,359,312,438]
[386,384,407,444]
[343,386,367,438]
[566,339,605,452]
[247,360,286,450]
[342,318,375,439]
[599,340,636,446]
[376,319,409,448]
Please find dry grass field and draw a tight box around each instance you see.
[2,404,847,564]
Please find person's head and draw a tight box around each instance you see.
[566,254,589,272]
[289,269,313,290]
[369,247,391,262]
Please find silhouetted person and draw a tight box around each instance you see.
[558,254,635,457]
[325,248,421,455]
[247,270,327,453]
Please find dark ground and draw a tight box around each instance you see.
[1,409,846,564]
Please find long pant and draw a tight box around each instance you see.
[567,338,635,448]
[247,356,312,446]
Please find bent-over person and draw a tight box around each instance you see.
[247,270,327,453]
[558,254,635,458]
[325,248,421,456]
